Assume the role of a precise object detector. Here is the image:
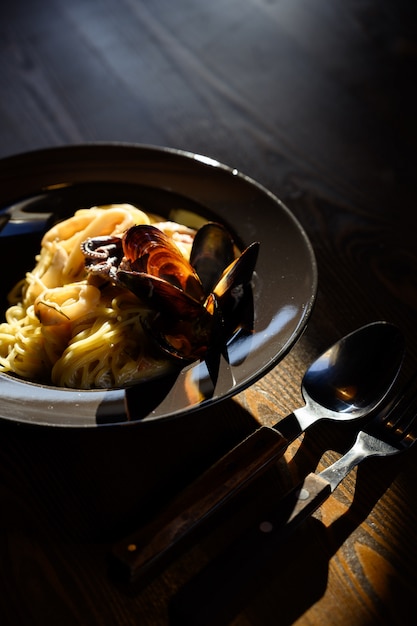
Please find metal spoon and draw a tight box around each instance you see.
[111,321,404,585]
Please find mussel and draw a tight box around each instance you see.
[82,222,260,361]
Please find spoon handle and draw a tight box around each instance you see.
[111,425,289,585]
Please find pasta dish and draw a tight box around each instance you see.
[0,203,196,389]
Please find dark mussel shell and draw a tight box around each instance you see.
[143,305,216,361]
[189,222,236,294]
[117,270,204,320]
[211,241,260,315]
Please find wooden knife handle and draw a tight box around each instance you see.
[169,472,332,626]
[111,425,288,584]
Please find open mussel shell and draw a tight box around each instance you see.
[122,224,205,302]
[117,223,260,363]
[143,309,215,362]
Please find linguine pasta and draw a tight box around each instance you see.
[0,203,195,389]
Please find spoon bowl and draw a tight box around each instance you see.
[295,321,405,430]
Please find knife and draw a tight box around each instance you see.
[110,422,290,584]
[110,322,403,586]
[110,411,348,586]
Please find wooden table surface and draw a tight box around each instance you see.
[1,1,417,624]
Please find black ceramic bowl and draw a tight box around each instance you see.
[0,144,317,428]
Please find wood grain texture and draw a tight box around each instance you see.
[1,0,417,624]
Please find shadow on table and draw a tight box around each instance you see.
[168,419,404,626]
[0,396,260,543]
